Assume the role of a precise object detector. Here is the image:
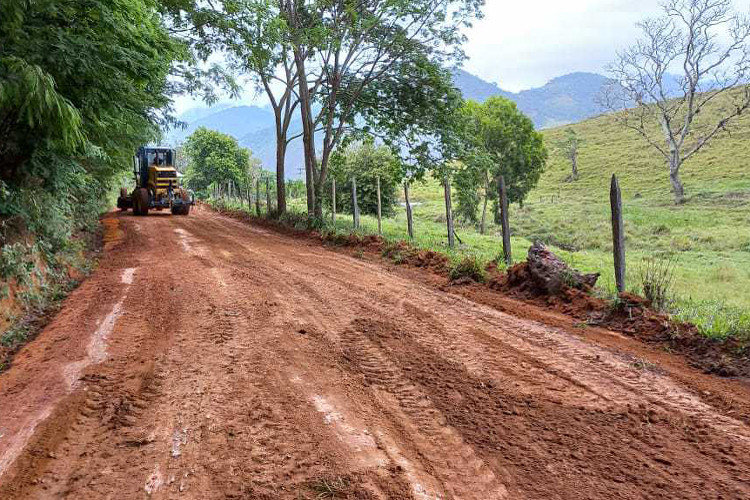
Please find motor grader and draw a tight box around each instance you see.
[117,146,193,216]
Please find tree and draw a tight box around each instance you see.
[603,0,750,204]
[282,0,484,217]
[455,98,547,231]
[555,128,582,181]
[183,127,254,195]
[323,140,401,217]
[226,1,305,215]
[1,0,186,250]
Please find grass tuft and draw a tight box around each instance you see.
[449,256,487,283]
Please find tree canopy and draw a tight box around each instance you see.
[324,140,401,217]
[0,0,190,250]
[455,97,546,229]
[183,128,255,193]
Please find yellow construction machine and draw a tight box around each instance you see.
[117,146,194,216]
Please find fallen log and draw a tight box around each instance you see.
[526,242,599,295]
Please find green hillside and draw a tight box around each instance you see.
[524,98,750,337]
[303,92,750,340]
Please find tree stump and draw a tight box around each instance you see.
[527,242,599,295]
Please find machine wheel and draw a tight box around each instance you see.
[171,204,190,216]
[118,188,129,211]
[171,189,191,215]
[134,188,149,216]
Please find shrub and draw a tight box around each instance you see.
[449,256,487,283]
[639,257,675,311]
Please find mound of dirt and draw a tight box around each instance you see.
[492,249,749,378]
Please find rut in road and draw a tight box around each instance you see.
[0,206,749,499]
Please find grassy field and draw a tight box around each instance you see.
[225,93,750,341]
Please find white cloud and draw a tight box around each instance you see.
[463,0,750,91]
[172,0,750,113]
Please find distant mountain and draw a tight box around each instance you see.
[167,105,275,145]
[452,69,514,102]
[168,70,617,178]
[454,69,611,129]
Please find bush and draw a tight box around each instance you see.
[639,257,676,311]
[449,256,487,283]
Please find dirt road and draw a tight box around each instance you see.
[1,207,749,499]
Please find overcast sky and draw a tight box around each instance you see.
[174,0,750,113]
[464,0,663,92]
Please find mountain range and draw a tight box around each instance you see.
[168,70,613,178]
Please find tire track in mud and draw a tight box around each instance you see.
[3,209,750,500]
[179,211,750,498]
[337,322,507,500]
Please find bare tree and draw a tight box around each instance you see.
[602,0,750,204]
[556,128,582,181]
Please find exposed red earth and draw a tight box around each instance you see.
[1,206,749,499]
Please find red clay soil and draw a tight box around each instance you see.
[1,206,750,499]
[224,206,749,380]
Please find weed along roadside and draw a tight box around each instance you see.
[0,221,105,373]
[207,201,750,379]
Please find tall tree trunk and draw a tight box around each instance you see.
[314,176,325,219]
[294,49,316,216]
[571,152,579,180]
[444,175,455,248]
[276,140,287,214]
[404,181,414,240]
[669,154,685,204]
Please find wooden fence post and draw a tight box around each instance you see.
[376,176,382,235]
[255,178,261,216]
[404,181,414,240]
[444,175,455,248]
[499,175,512,267]
[610,174,626,293]
[332,178,337,224]
[352,177,360,229]
[266,177,271,214]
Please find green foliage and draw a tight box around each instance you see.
[183,127,254,193]
[282,0,483,214]
[454,97,546,226]
[638,257,676,312]
[0,0,214,348]
[454,161,490,224]
[554,128,582,180]
[674,301,750,343]
[449,256,487,283]
[323,141,401,217]
[1,0,187,257]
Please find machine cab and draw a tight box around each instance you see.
[135,147,176,191]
